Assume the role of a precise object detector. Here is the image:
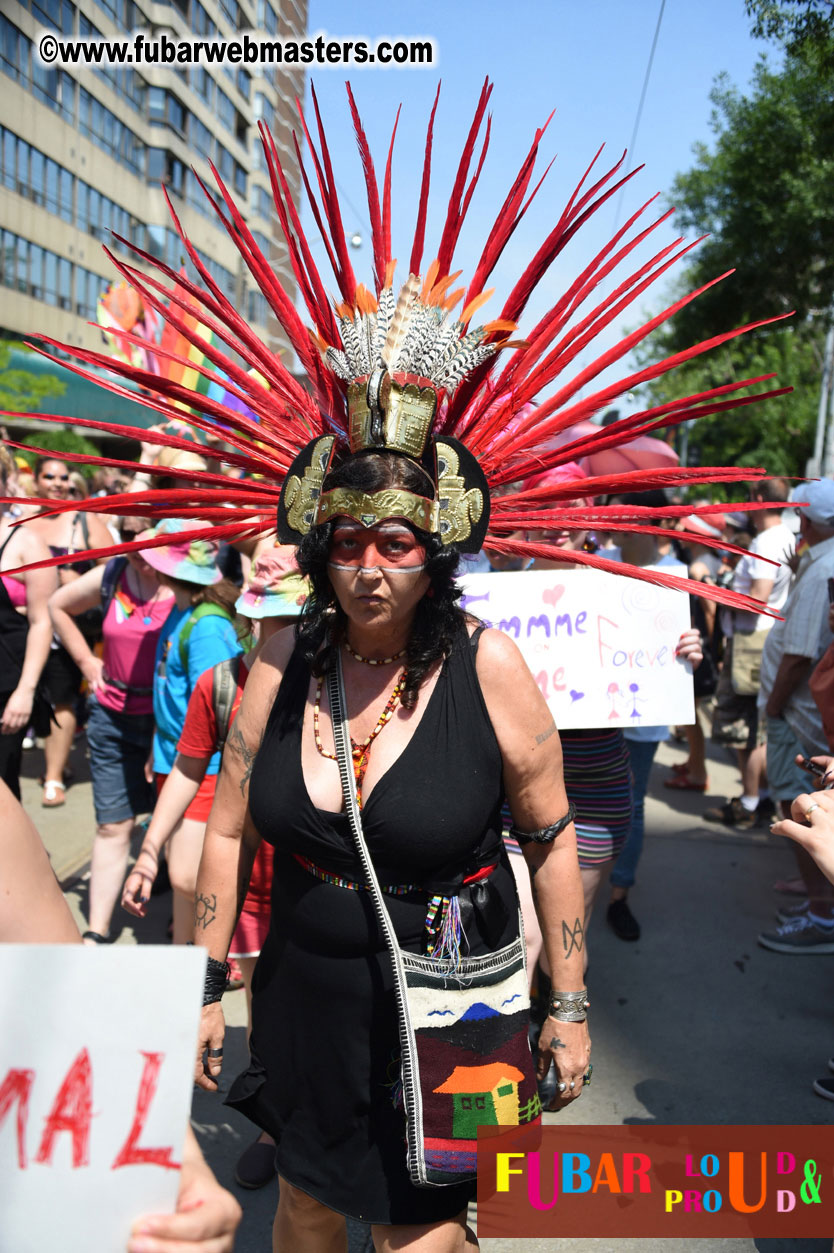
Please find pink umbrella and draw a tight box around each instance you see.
[548,420,679,477]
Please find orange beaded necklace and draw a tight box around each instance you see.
[314,668,407,807]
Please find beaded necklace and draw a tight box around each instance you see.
[343,640,407,666]
[314,668,407,806]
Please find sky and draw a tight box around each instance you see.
[298,0,775,410]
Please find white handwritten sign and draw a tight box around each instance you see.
[0,945,206,1253]
[459,567,694,729]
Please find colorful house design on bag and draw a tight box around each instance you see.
[434,1063,526,1138]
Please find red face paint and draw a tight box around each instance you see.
[328,522,426,572]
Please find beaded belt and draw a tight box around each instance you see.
[293,853,499,969]
[292,853,417,896]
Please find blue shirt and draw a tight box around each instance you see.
[153,605,243,774]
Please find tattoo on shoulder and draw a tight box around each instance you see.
[562,916,584,958]
[194,892,217,931]
[227,723,258,796]
[535,721,557,746]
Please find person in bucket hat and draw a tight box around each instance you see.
[143,518,244,945]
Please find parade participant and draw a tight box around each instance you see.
[121,546,308,1191]
[28,456,113,806]
[0,449,56,798]
[196,448,590,1244]
[48,519,174,945]
[0,776,242,1252]
[5,82,786,1252]
[142,519,244,944]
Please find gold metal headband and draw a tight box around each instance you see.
[315,487,440,533]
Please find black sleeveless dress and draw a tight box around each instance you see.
[227,625,522,1224]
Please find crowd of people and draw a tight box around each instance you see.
[4,423,834,1252]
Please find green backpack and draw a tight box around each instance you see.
[177,602,234,671]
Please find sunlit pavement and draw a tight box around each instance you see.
[33,731,833,1253]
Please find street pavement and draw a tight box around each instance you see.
[26,730,834,1253]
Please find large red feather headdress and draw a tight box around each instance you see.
[2,79,791,613]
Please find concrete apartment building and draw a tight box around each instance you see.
[0,0,307,388]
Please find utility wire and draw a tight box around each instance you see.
[612,0,667,231]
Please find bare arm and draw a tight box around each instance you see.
[192,627,294,1089]
[0,779,80,943]
[122,754,208,917]
[766,652,813,718]
[1,528,58,733]
[49,564,106,690]
[475,629,590,1099]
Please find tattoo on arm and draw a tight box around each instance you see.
[227,723,258,796]
[535,721,557,746]
[562,916,584,958]
[194,892,217,931]
[549,1036,566,1049]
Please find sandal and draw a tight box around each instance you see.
[42,779,66,807]
[82,930,114,944]
[663,771,709,792]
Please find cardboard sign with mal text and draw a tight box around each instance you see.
[0,945,206,1253]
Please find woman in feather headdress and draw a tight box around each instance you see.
[2,81,786,1249]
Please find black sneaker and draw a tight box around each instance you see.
[757,914,834,954]
[703,797,758,830]
[775,899,810,925]
[607,897,640,941]
[812,1077,834,1102]
[756,796,776,823]
[234,1135,277,1189]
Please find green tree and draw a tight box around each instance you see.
[0,341,66,414]
[637,36,834,478]
[745,0,834,53]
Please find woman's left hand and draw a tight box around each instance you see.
[127,1151,241,1253]
[1,685,34,734]
[536,1016,591,1108]
[675,628,703,669]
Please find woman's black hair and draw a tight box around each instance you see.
[295,452,464,708]
[34,455,69,478]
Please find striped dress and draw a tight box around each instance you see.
[503,728,632,868]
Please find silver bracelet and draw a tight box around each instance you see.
[548,989,589,1022]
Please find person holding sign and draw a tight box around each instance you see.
[0,777,242,1252]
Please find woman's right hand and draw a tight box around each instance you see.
[121,854,157,917]
[195,1002,226,1092]
[81,654,105,695]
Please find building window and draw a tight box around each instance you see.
[2,129,15,191]
[57,256,72,309]
[29,243,44,300]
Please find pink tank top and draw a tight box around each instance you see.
[96,572,173,716]
[0,573,26,608]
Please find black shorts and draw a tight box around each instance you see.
[43,644,83,707]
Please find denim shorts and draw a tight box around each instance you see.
[86,698,155,824]
[765,714,811,803]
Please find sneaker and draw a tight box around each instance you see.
[812,1077,834,1102]
[234,1135,277,1189]
[703,797,757,830]
[757,914,834,954]
[757,797,776,823]
[607,897,640,941]
[775,899,810,924]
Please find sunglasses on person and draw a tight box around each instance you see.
[119,527,141,542]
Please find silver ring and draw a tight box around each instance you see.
[805,802,821,817]
[207,1048,224,1058]
[569,1079,576,1090]
[557,1081,567,1093]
